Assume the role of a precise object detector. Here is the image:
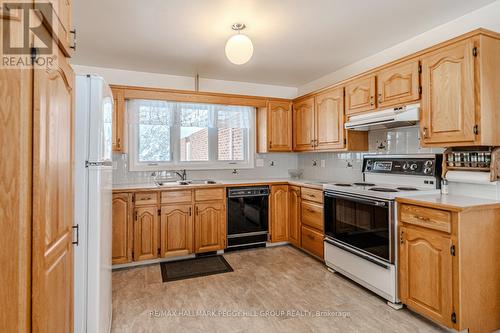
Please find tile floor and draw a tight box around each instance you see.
[112,246,449,333]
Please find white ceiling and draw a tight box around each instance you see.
[73,0,495,86]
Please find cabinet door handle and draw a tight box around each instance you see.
[378,93,382,104]
[370,96,374,106]
[117,138,121,149]
[422,127,429,139]
[140,197,152,201]
[415,215,431,222]
[400,230,404,245]
[195,206,199,215]
[189,207,192,216]
[310,140,315,148]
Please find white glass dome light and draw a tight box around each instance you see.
[225,23,254,65]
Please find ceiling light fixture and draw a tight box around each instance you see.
[225,23,253,65]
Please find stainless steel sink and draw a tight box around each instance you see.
[155,179,218,186]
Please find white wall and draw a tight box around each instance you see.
[71,64,298,99]
[298,0,500,95]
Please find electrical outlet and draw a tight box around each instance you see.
[320,160,326,168]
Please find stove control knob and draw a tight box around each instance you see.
[402,163,410,170]
[367,160,373,166]
[424,167,432,174]
[410,163,418,171]
[424,160,433,167]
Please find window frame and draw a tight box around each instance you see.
[128,100,255,171]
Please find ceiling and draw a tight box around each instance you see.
[72,0,495,86]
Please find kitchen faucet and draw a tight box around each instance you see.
[174,169,187,181]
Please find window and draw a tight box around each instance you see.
[128,99,254,171]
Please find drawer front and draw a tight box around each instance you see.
[134,192,158,206]
[301,226,324,259]
[301,187,323,204]
[161,190,192,204]
[301,201,323,231]
[194,188,225,202]
[400,204,452,233]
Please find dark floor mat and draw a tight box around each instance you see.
[160,255,233,282]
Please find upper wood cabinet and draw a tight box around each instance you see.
[194,202,226,253]
[421,35,500,147]
[345,74,377,115]
[160,204,194,257]
[293,97,315,151]
[399,226,453,327]
[111,88,125,152]
[257,100,293,152]
[315,87,345,150]
[112,193,133,264]
[134,206,159,261]
[377,59,420,108]
[35,0,74,56]
[270,185,289,242]
[288,186,301,247]
[421,39,476,145]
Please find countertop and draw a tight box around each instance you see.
[396,193,500,211]
[112,178,331,192]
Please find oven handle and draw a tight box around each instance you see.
[325,238,390,269]
[324,191,389,207]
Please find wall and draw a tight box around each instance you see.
[298,0,500,95]
[71,64,298,99]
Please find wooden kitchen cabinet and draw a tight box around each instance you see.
[399,226,453,327]
[397,199,500,333]
[292,97,315,151]
[35,0,74,56]
[345,74,377,115]
[377,59,420,108]
[270,185,289,242]
[111,87,125,152]
[112,193,133,264]
[257,100,293,152]
[298,187,324,260]
[421,34,500,147]
[315,87,345,150]
[160,204,194,257]
[288,186,301,247]
[194,202,226,253]
[133,206,159,261]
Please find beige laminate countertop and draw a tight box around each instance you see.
[396,193,500,212]
[112,178,330,192]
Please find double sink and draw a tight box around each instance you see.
[155,179,219,187]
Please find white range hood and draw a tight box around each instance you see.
[345,103,420,131]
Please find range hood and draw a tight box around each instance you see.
[345,103,420,131]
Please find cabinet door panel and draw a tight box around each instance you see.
[268,100,292,151]
[293,97,315,151]
[377,59,420,108]
[195,202,225,253]
[112,193,132,264]
[111,88,124,152]
[315,87,345,150]
[421,40,476,144]
[134,206,159,261]
[399,227,453,327]
[345,75,376,115]
[160,205,193,257]
[32,50,74,332]
[270,185,288,242]
[35,0,73,56]
[288,186,301,246]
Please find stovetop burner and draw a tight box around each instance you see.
[369,187,399,193]
[396,187,419,191]
[334,183,353,187]
[353,182,376,186]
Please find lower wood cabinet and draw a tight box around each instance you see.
[194,202,226,253]
[160,204,194,257]
[288,186,301,246]
[399,226,453,326]
[112,193,133,264]
[133,206,159,261]
[270,185,289,242]
[301,225,324,258]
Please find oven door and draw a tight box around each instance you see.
[324,191,395,264]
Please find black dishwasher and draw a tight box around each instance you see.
[227,186,269,249]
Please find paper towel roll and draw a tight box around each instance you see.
[445,171,495,185]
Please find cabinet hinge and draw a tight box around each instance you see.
[132,194,135,203]
[451,312,457,323]
[473,125,479,135]
[72,225,79,246]
[134,211,138,221]
[472,47,478,57]
[418,64,422,74]
[132,251,134,258]
[418,86,422,95]
[158,209,161,216]
[344,138,347,145]
[450,245,456,256]
[157,248,161,255]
